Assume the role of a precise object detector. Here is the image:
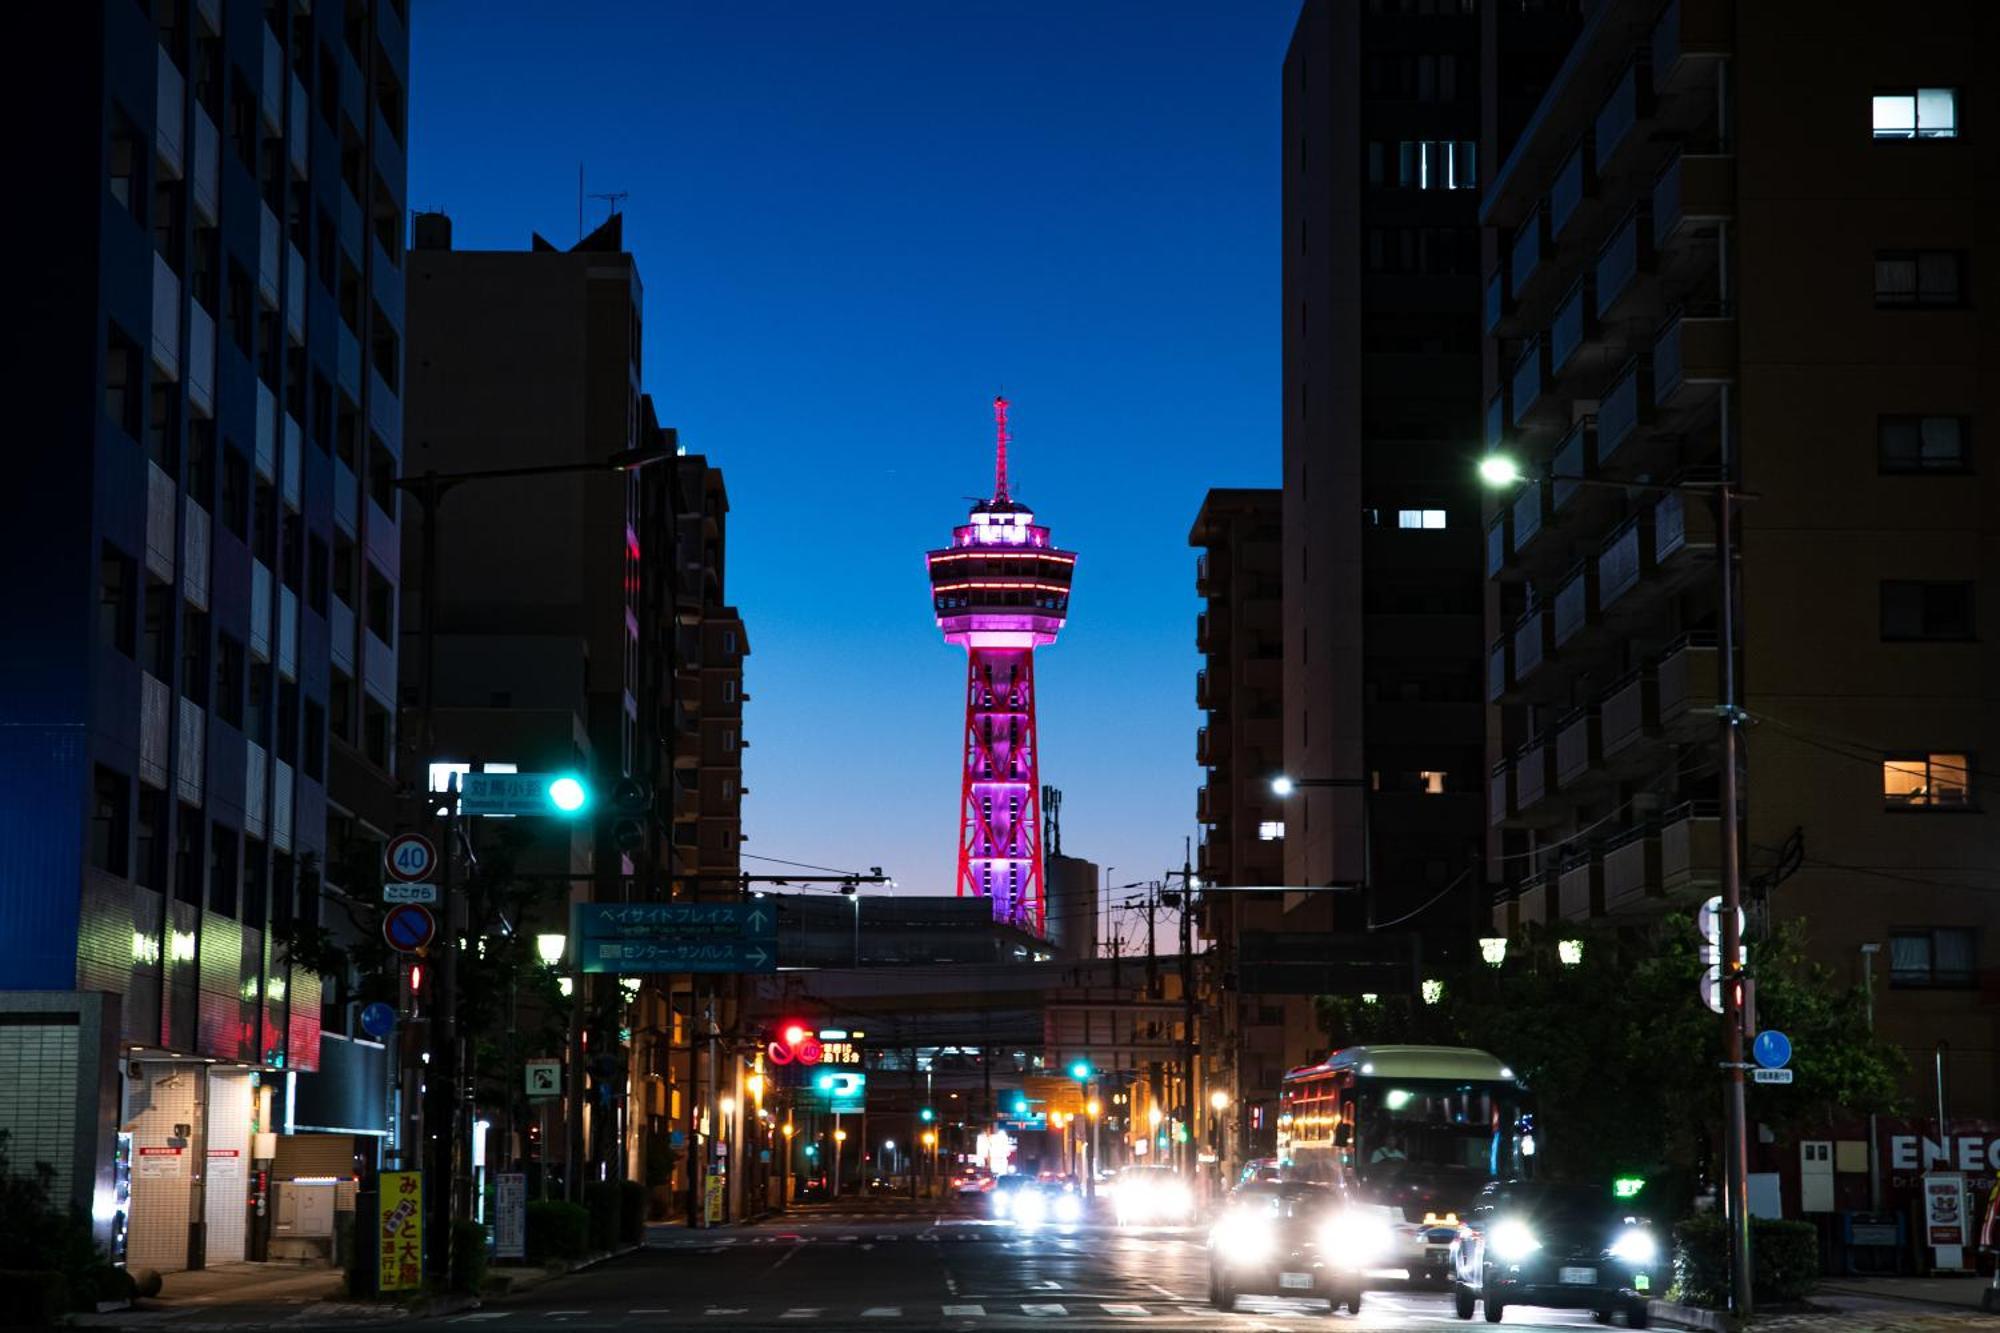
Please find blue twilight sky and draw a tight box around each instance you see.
[410,2,1296,942]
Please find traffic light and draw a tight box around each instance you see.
[610,777,651,853]
[545,773,590,815]
[1068,1059,1092,1082]
[919,1107,935,1123]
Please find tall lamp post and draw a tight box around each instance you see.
[1479,452,1751,1315]
[394,442,673,1282]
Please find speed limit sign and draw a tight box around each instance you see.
[384,833,438,883]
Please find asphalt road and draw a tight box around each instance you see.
[415,1197,1617,1332]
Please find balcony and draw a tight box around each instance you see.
[1596,357,1651,470]
[1603,825,1663,916]
[1196,669,1212,709]
[1486,636,1514,704]
[1485,390,1511,452]
[1653,312,1736,416]
[1510,207,1547,299]
[1549,419,1597,520]
[1517,871,1551,927]
[1556,707,1602,790]
[1196,611,1212,654]
[1195,553,1211,596]
[1513,604,1552,686]
[1511,337,1557,434]
[1594,61,1653,182]
[1654,488,1717,583]
[1484,270,1509,336]
[1595,207,1655,322]
[1197,725,1213,767]
[1654,152,1736,260]
[1653,0,1734,96]
[1488,760,1513,828]
[1486,511,1512,580]
[1512,478,1553,565]
[1656,635,1718,741]
[1552,562,1597,649]
[1550,277,1598,378]
[1550,141,1594,241]
[1660,801,1722,897]
[1600,668,1660,770]
[1558,855,1603,921]
[1597,515,1650,617]
[1514,734,1557,819]
[1197,784,1214,825]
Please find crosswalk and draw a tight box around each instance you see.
[452,1300,1293,1322]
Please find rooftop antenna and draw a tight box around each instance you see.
[993,394,1011,503]
[589,189,629,222]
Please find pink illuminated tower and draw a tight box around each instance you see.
[926,398,1077,934]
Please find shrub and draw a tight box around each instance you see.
[0,1270,70,1325]
[450,1220,489,1293]
[583,1182,621,1251]
[0,1131,118,1312]
[1673,1212,1821,1307]
[618,1180,648,1244]
[525,1201,590,1264]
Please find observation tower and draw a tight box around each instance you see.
[926,398,1076,934]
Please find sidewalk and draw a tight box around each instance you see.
[1649,1273,2000,1331]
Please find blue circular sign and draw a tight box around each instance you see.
[1753,1030,1792,1070]
[359,1001,397,1039]
[383,903,437,954]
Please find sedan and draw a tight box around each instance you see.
[1450,1181,1662,1326]
[1208,1180,1394,1315]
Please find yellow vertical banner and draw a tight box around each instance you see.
[378,1171,424,1292]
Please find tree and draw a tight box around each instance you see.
[1316,918,1904,1215]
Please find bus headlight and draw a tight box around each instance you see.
[1489,1219,1542,1263]
[1609,1228,1658,1266]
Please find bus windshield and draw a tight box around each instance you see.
[1356,1079,1523,1179]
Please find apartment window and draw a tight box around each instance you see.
[1257,820,1286,842]
[187,418,216,510]
[371,173,402,267]
[227,260,255,358]
[363,696,392,768]
[303,698,325,781]
[370,306,400,390]
[332,532,357,606]
[1883,752,1972,808]
[229,71,257,173]
[1873,88,1958,140]
[100,545,137,656]
[272,850,296,929]
[153,179,185,273]
[723,678,738,703]
[1881,581,1974,641]
[143,579,174,678]
[1420,770,1448,795]
[282,511,304,591]
[147,382,179,472]
[276,682,299,764]
[221,446,250,537]
[242,838,268,928]
[246,663,272,747]
[90,767,130,876]
[253,480,278,566]
[368,434,397,513]
[108,107,142,217]
[310,372,333,454]
[106,326,142,438]
[180,608,208,705]
[365,565,394,642]
[1398,509,1447,529]
[209,824,238,918]
[1879,415,1969,473]
[329,668,355,742]
[1876,250,1965,308]
[215,633,245,727]
[174,805,202,905]
[1890,928,1975,987]
[136,789,166,891]
[307,535,329,615]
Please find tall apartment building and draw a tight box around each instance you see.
[1279,0,1580,1038]
[1478,0,2000,1106]
[0,0,410,1271]
[1190,488,1287,1164]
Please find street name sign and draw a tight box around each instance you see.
[571,901,778,974]
[382,882,438,905]
[459,772,564,816]
[1753,1068,1794,1085]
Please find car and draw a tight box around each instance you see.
[1112,1165,1195,1226]
[1006,1179,1086,1228]
[1208,1180,1393,1315]
[1450,1181,1663,1327]
[989,1173,1037,1219]
[1239,1157,1284,1187]
[952,1167,995,1195]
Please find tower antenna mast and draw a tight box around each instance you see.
[993,395,1011,503]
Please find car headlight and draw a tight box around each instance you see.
[1320,1210,1394,1263]
[1212,1212,1276,1265]
[993,1191,1013,1217]
[1164,1184,1192,1217]
[1054,1193,1083,1223]
[1609,1228,1658,1265]
[1489,1219,1542,1263]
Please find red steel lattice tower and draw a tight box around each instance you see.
[925,398,1076,934]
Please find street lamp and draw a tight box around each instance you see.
[1479,937,1509,967]
[1481,451,1752,1314]
[536,934,567,967]
[1209,1090,1231,1113]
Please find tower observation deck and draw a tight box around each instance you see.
[926,398,1076,935]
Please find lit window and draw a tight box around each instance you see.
[1257,820,1286,841]
[1873,89,1957,140]
[1420,770,1447,795]
[1875,250,1964,308]
[1397,509,1447,529]
[1889,928,1975,988]
[1883,752,1971,808]
[1879,415,1968,473]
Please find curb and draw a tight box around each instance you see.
[1648,1299,1740,1332]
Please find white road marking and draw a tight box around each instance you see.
[546,1312,589,1317]
[1102,1304,1151,1316]
[451,1316,510,1324]
[860,1306,904,1317]
[941,1305,986,1317]
[779,1309,823,1319]
[703,1308,748,1316]
[629,1311,673,1316]
[1148,1283,1184,1299]
[1032,1279,1062,1290]
[1021,1303,1069,1316]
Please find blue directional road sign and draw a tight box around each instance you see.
[806,1070,866,1114]
[1753,1029,1793,1070]
[359,1002,398,1039]
[571,901,778,974]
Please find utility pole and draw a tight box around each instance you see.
[1144,881,1159,997]
[1716,471,1752,1319]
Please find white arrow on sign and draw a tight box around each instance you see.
[745,907,771,933]
[744,948,768,968]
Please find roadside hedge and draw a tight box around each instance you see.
[525,1201,590,1264]
[0,1270,70,1326]
[619,1179,648,1243]
[451,1219,489,1293]
[1673,1212,1819,1307]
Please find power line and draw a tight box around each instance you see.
[1369,864,1476,930]
[741,852,874,876]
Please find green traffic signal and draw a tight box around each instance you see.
[546,774,590,814]
[1068,1059,1092,1081]
[919,1107,935,1123]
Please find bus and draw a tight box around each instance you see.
[1278,1045,1534,1281]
